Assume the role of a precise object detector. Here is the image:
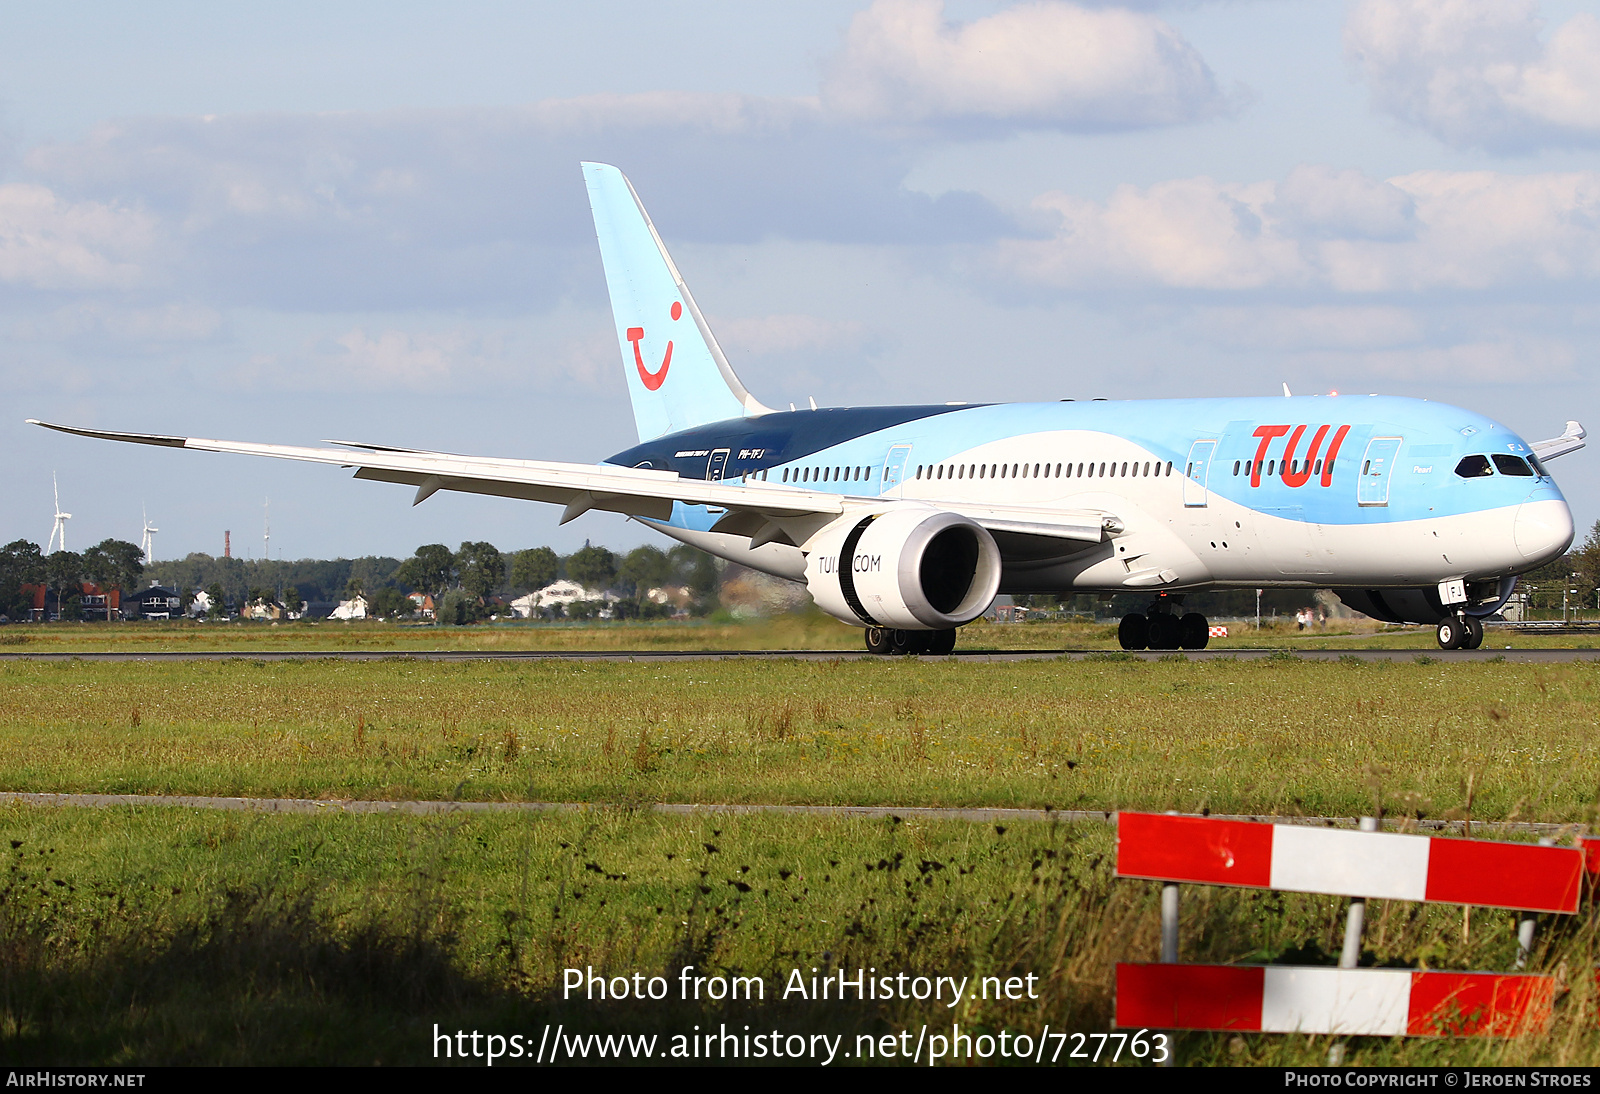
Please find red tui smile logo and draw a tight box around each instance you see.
[627,301,681,391]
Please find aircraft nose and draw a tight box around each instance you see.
[1514,498,1574,565]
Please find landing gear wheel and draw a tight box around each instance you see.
[1148,613,1181,651]
[1436,617,1464,650]
[900,630,934,655]
[865,626,893,655]
[1118,613,1149,651]
[1462,615,1484,650]
[889,629,919,655]
[928,628,957,655]
[1179,612,1210,650]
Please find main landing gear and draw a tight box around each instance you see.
[1118,595,1210,651]
[864,626,959,656]
[1435,613,1484,650]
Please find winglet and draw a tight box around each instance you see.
[28,419,188,448]
[1531,420,1586,461]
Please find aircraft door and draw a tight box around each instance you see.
[880,444,912,496]
[707,448,731,482]
[1357,437,1402,507]
[1183,440,1217,507]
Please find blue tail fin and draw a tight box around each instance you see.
[582,162,773,442]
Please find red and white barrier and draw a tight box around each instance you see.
[1116,964,1552,1037]
[1117,813,1582,914]
[1207,626,1228,638]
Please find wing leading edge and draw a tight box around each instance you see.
[26,420,1119,547]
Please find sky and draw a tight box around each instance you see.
[5,0,1599,563]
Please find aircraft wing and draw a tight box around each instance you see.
[27,420,1120,545]
[1531,420,1586,461]
[26,420,841,525]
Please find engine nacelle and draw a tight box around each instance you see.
[802,507,1002,629]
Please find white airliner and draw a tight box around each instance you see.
[30,163,1584,652]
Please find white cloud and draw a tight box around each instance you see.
[1346,0,1600,151]
[14,94,1015,312]
[328,328,463,389]
[998,166,1600,293]
[715,313,867,356]
[1333,338,1577,383]
[0,183,157,290]
[8,302,221,344]
[1191,305,1425,351]
[821,0,1229,132]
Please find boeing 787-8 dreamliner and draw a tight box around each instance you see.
[31,163,1584,652]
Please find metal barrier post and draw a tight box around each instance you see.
[1516,836,1556,970]
[1161,882,1180,964]
[1330,816,1379,1065]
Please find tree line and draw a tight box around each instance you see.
[0,538,144,622]
[0,536,721,622]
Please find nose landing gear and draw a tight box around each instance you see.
[1436,613,1484,650]
[1118,595,1210,651]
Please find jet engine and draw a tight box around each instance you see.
[802,507,1002,629]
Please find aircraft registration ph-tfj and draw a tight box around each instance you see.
[30,163,1587,653]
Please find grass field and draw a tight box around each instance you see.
[2,655,1596,820]
[4,611,1592,654]
[2,648,1598,1065]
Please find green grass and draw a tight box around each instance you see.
[3,654,1598,1065]
[2,612,1593,655]
[0,656,1595,821]
[2,806,1595,1066]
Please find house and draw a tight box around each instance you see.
[239,598,285,621]
[510,579,615,618]
[330,595,369,621]
[125,584,182,620]
[407,592,435,620]
[19,582,123,621]
[78,583,123,621]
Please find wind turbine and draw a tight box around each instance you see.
[140,504,158,564]
[46,473,71,554]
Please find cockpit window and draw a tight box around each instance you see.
[1528,454,1547,478]
[1491,454,1534,477]
[1454,455,1494,478]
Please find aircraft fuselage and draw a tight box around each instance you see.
[609,394,1572,596]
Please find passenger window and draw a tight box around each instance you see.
[1492,454,1534,477]
[1454,455,1494,478]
